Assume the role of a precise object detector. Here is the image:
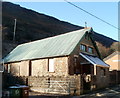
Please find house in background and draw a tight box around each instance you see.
[104,51,120,85]
[3,27,109,95]
[104,51,120,71]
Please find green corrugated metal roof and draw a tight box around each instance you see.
[4,28,92,63]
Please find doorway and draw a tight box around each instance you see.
[81,64,92,92]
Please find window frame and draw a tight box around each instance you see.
[88,47,94,54]
[48,58,55,72]
[80,44,87,52]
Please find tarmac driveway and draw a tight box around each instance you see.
[79,84,120,98]
[29,84,120,98]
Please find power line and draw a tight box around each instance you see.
[64,0,120,30]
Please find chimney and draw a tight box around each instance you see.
[84,22,87,29]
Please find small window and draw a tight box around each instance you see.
[80,44,87,52]
[48,58,54,72]
[88,47,93,54]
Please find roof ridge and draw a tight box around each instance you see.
[104,51,120,61]
[18,28,91,47]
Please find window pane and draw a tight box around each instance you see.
[88,47,93,53]
[80,44,86,52]
[48,59,54,72]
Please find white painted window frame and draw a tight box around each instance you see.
[48,58,55,72]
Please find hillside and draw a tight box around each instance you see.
[2,2,118,58]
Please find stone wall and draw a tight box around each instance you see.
[90,66,109,90]
[4,74,82,95]
[3,73,83,95]
[31,57,68,76]
[5,56,69,77]
[28,75,82,95]
[95,66,109,89]
[7,61,29,76]
[31,59,48,76]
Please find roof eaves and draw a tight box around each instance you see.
[4,54,69,64]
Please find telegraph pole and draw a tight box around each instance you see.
[13,19,17,41]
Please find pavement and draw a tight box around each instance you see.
[29,84,120,98]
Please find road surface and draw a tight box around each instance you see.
[29,84,120,98]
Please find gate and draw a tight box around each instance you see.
[45,80,71,94]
